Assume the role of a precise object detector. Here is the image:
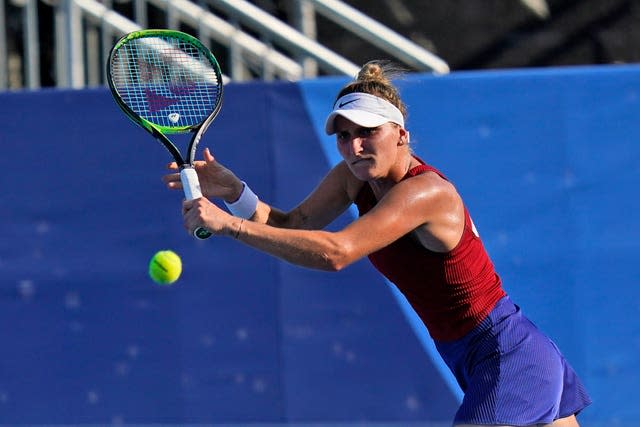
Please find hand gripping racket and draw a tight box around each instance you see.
[107,29,223,239]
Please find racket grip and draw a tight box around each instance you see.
[180,168,212,240]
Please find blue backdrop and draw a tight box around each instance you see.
[0,64,638,426]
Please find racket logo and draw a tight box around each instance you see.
[143,84,200,115]
[168,84,196,96]
[168,113,180,124]
[144,88,181,113]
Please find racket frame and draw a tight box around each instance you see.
[107,29,223,166]
[107,29,224,239]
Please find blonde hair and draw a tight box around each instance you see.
[335,60,408,121]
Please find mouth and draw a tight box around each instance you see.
[351,157,371,166]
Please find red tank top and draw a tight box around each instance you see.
[354,159,505,342]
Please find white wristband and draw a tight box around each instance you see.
[224,182,258,219]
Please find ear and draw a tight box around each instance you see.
[397,128,410,146]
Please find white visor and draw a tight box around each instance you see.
[324,92,405,135]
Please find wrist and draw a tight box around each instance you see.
[225,181,245,204]
[224,181,258,219]
[232,218,245,239]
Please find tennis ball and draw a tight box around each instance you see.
[149,250,182,285]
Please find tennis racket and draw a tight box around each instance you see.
[107,29,224,240]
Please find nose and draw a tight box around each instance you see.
[344,135,364,156]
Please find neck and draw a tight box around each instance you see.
[369,151,415,197]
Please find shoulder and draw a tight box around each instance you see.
[385,171,463,223]
[404,170,459,202]
[392,171,465,251]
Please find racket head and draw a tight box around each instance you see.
[107,29,224,136]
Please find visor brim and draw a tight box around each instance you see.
[324,110,393,135]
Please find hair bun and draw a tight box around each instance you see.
[357,60,392,85]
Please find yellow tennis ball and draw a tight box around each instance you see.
[149,250,182,285]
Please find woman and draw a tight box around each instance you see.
[163,61,591,426]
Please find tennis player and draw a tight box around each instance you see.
[164,60,591,426]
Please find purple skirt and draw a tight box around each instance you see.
[435,296,591,426]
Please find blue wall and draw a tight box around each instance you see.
[0,64,638,425]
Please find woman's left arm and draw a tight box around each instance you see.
[183,172,462,271]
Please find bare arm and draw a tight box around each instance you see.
[183,171,463,271]
[254,161,363,230]
[164,148,360,231]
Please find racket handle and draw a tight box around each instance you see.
[180,168,212,240]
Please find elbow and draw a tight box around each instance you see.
[323,258,346,272]
[303,231,359,272]
[320,243,355,272]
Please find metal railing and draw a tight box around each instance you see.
[1,0,449,91]
[306,0,450,74]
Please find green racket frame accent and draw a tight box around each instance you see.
[107,29,223,138]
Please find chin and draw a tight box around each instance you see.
[349,159,377,176]
[350,168,378,182]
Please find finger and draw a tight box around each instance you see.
[203,147,215,163]
[183,203,203,232]
[162,173,183,189]
[162,172,180,182]
[182,199,195,212]
[166,161,179,170]
[167,181,184,190]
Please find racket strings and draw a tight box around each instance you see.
[110,35,222,130]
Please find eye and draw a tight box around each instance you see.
[358,127,376,137]
[336,131,350,142]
